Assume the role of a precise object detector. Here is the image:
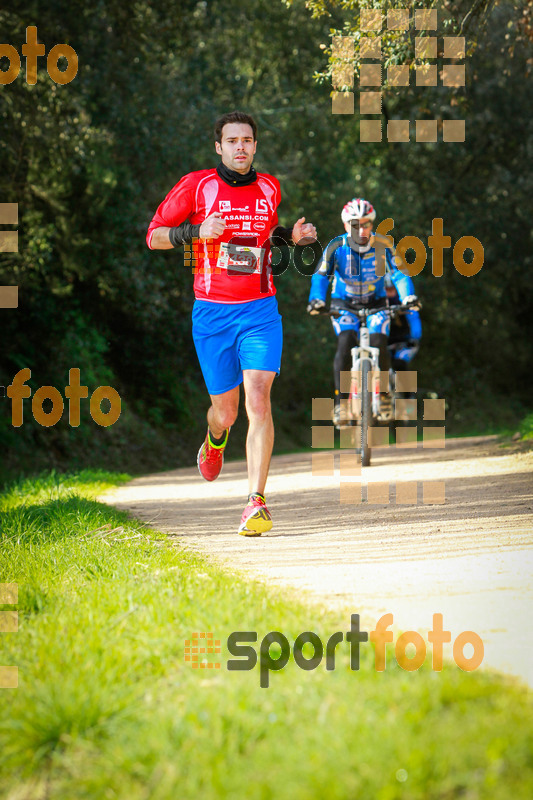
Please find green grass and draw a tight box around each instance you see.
[1,471,532,799]
[444,396,532,440]
[469,410,533,444]
[516,412,533,441]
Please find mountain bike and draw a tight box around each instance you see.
[324,300,420,466]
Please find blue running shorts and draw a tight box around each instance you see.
[192,296,283,395]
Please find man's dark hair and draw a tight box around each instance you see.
[214,111,257,142]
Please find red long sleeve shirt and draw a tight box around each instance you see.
[147,169,281,303]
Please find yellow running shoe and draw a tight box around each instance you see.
[238,493,272,536]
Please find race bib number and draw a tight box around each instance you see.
[216,242,264,274]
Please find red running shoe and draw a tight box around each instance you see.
[238,493,273,536]
[197,429,228,482]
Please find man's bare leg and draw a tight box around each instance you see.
[198,386,240,483]
[243,369,276,495]
[206,386,240,438]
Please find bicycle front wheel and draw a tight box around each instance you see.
[360,359,372,467]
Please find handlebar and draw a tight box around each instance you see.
[316,300,422,319]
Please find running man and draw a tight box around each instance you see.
[147,111,316,535]
[307,198,419,426]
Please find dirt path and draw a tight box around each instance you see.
[101,436,533,686]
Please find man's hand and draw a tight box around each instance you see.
[199,212,226,240]
[307,299,326,315]
[292,217,317,246]
[402,294,418,306]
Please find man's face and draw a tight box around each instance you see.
[215,122,257,174]
[345,217,373,246]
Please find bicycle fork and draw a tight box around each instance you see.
[349,339,382,418]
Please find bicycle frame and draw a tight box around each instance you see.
[318,301,420,464]
[349,323,382,420]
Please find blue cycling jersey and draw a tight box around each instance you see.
[309,233,422,340]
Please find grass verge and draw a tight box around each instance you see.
[516,412,533,441]
[1,471,532,799]
[448,406,533,441]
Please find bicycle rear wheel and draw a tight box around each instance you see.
[360,359,372,467]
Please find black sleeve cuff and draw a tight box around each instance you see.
[169,222,201,247]
[270,225,294,246]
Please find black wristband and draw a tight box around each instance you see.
[169,222,201,247]
[270,225,294,246]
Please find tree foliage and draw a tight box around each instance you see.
[0,0,531,478]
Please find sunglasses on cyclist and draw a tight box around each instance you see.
[349,220,373,230]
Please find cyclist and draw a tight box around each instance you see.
[307,198,418,427]
[385,274,422,372]
[147,111,316,535]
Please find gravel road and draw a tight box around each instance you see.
[101,435,533,686]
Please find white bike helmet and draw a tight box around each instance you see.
[341,198,376,224]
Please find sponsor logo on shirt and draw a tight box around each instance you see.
[255,199,269,214]
[253,221,266,231]
[232,206,249,212]
[242,221,252,231]
[219,200,231,212]
[226,214,269,221]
